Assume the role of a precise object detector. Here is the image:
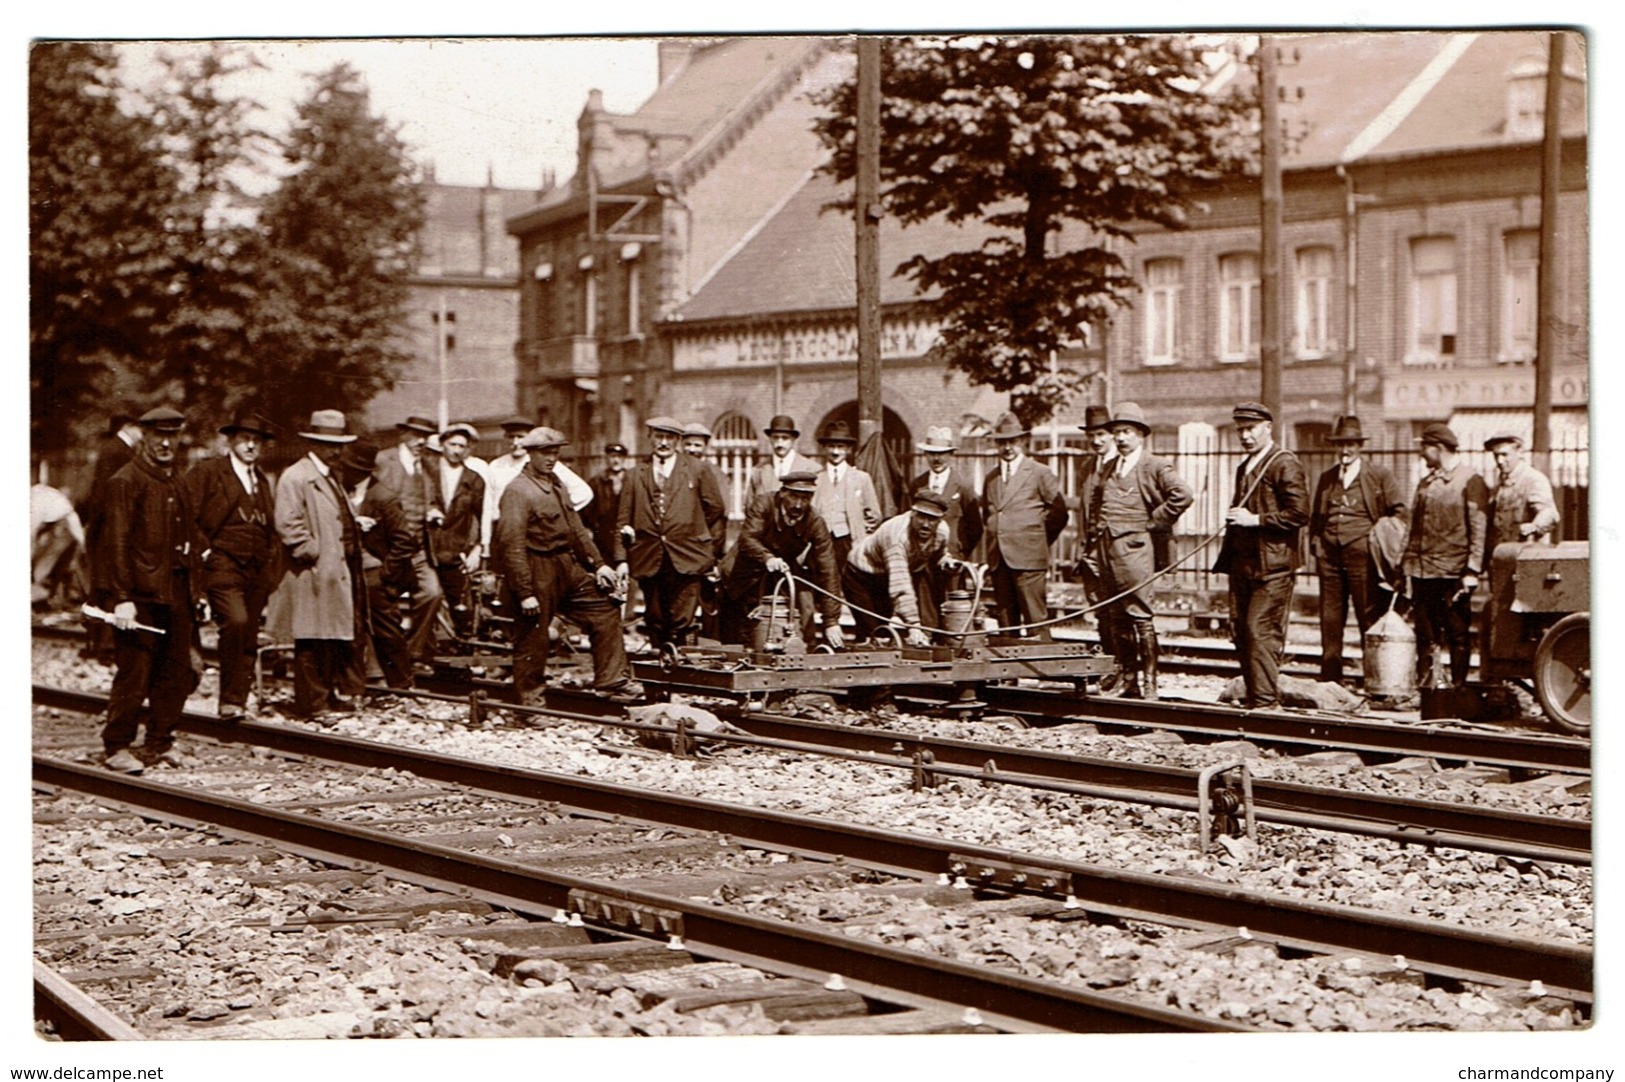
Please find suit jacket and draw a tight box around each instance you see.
[1087,452,1194,537]
[1309,458,1406,551]
[185,454,276,568]
[357,478,418,595]
[273,454,358,641]
[1213,446,1310,580]
[103,455,203,609]
[372,445,434,541]
[911,467,983,560]
[982,456,1068,571]
[812,464,881,543]
[746,449,820,505]
[426,461,486,566]
[613,453,727,578]
[83,432,140,597]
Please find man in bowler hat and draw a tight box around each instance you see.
[747,415,820,504]
[812,420,882,570]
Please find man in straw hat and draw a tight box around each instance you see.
[184,410,279,721]
[1086,403,1192,700]
[1308,414,1407,685]
[746,414,819,504]
[98,407,205,773]
[1402,423,1489,688]
[1212,402,1309,710]
[981,411,1068,638]
[720,469,845,649]
[273,409,365,724]
[496,426,640,707]
[812,419,882,569]
[910,424,983,628]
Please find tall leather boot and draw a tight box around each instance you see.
[1118,613,1144,700]
[1136,622,1161,702]
[1096,605,1123,694]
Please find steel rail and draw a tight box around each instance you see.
[32,755,1242,1034]
[31,686,1592,996]
[33,961,145,1041]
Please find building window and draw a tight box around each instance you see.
[1294,246,1333,359]
[1144,258,1183,365]
[1409,236,1458,364]
[1218,253,1260,362]
[579,256,597,338]
[1503,230,1539,363]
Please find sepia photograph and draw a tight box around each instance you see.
[15,6,1616,1079]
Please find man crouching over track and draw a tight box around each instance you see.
[495,427,641,709]
[718,469,845,650]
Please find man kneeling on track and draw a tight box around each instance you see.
[844,489,966,649]
[496,426,641,709]
[719,469,845,650]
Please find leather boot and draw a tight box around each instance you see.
[1136,622,1160,701]
[1117,613,1144,699]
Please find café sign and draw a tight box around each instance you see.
[673,315,942,371]
[1382,367,1589,418]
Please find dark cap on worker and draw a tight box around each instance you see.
[604,442,629,456]
[779,470,819,493]
[910,489,950,517]
[1484,431,1524,451]
[1417,423,1459,450]
[137,406,186,432]
[1232,402,1272,425]
[500,416,535,434]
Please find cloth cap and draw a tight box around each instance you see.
[917,425,957,452]
[682,422,712,440]
[779,470,819,493]
[500,416,535,434]
[520,426,569,450]
[301,410,357,444]
[989,412,1028,440]
[764,414,800,437]
[604,442,629,455]
[1484,430,1524,450]
[1416,422,1459,450]
[396,415,438,435]
[645,416,684,436]
[1232,402,1273,425]
[137,406,186,432]
[441,422,479,443]
[910,489,950,517]
[1327,415,1367,444]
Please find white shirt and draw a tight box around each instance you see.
[229,453,257,496]
[1241,440,1275,478]
[1000,452,1025,484]
[397,442,418,476]
[1115,447,1142,478]
[1339,459,1361,488]
[927,467,948,494]
[653,454,676,484]
[828,463,844,486]
[439,460,465,499]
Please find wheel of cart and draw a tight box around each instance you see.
[1533,611,1589,734]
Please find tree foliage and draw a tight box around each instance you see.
[813,34,1255,425]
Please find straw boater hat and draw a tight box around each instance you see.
[989,413,1028,440]
[645,416,684,436]
[520,426,569,450]
[396,415,438,435]
[1327,415,1367,444]
[219,411,276,440]
[779,470,819,494]
[300,410,356,444]
[910,489,950,517]
[917,425,957,453]
[1109,402,1151,434]
[764,415,800,437]
[818,420,857,445]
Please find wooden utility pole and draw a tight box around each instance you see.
[855,36,883,449]
[1534,31,1565,473]
[1259,37,1283,424]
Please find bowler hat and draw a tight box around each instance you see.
[396,415,438,435]
[1484,430,1524,451]
[219,411,276,439]
[137,406,186,432]
[780,470,819,493]
[1109,402,1151,434]
[339,438,379,477]
[604,442,629,455]
[645,416,685,436]
[910,489,950,517]
[682,422,713,440]
[1232,402,1273,425]
[300,409,357,444]
[520,426,569,450]
[499,416,534,434]
[1083,405,1113,431]
[1416,423,1459,451]
[818,420,857,445]
[989,412,1028,440]
[1327,415,1367,444]
[917,425,957,453]
[764,415,800,437]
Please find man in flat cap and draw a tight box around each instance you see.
[720,469,845,650]
[184,410,278,721]
[845,489,965,651]
[497,427,639,706]
[981,412,1068,638]
[1086,403,1193,700]
[1402,423,1490,688]
[273,410,365,723]
[746,415,819,504]
[813,420,882,570]
[97,407,205,772]
[613,416,727,653]
[911,425,983,629]
[1483,431,1559,557]
[1212,403,1309,710]
[372,415,444,665]
[427,422,488,642]
[484,416,594,562]
[1308,415,1407,685]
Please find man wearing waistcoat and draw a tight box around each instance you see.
[185,411,278,722]
[1212,402,1310,710]
[1402,423,1489,688]
[1308,415,1407,684]
[1087,403,1193,700]
[981,412,1069,639]
[812,420,882,571]
[428,422,487,641]
[1073,405,1123,689]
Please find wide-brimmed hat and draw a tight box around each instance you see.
[764,415,800,437]
[989,412,1028,440]
[910,489,950,517]
[396,415,438,435]
[1484,431,1524,451]
[917,425,956,453]
[682,422,713,440]
[137,406,186,433]
[1416,423,1459,451]
[441,422,479,443]
[818,421,857,445]
[780,470,819,494]
[339,438,379,477]
[499,416,534,434]
[645,416,684,436]
[1109,402,1151,434]
[219,411,276,439]
[1084,405,1113,431]
[1232,402,1273,425]
[1327,415,1367,444]
[520,426,569,450]
[300,410,357,444]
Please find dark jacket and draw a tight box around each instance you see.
[1402,462,1490,579]
[1309,458,1406,550]
[426,462,486,566]
[723,491,843,624]
[358,478,419,596]
[497,466,607,602]
[103,454,202,609]
[910,467,983,560]
[982,456,1069,571]
[613,453,727,577]
[587,469,629,560]
[185,454,276,568]
[1213,445,1310,580]
[83,432,140,598]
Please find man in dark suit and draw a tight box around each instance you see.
[613,416,727,653]
[981,412,1068,639]
[587,442,630,560]
[80,411,143,662]
[910,425,983,628]
[1212,402,1310,710]
[1087,403,1193,700]
[185,410,278,721]
[1308,414,1407,683]
[1072,405,1123,688]
[428,422,487,641]
[682,422,730,642]
[372,415,444,664]
[341,438,418,693]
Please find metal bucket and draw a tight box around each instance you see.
[941,589,984,649]
[1362,607,1417,699]
[752,592,804,654]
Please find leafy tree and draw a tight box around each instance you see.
[29,42,182,454]
[813,35,1255,425]
[254,62,425,437]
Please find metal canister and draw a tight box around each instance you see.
[1362,607,1417,699]
[752,592,795,652]
[941,589,984,650]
